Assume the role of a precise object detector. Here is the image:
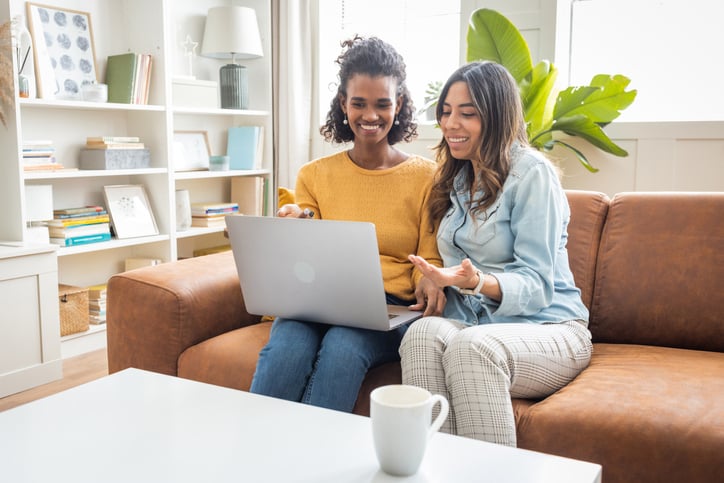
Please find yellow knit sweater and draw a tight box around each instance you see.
[294,151,442,301]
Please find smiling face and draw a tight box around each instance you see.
[341,74,401,147]
[439,81,483,162]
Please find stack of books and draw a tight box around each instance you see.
[22,140,63,171]
[85,136,145,150]
[48,206,112,247]
[191,202,239,228]
[86,283,107,325]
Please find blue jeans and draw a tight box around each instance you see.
[249,295,410,412]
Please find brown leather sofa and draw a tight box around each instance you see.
[107,191,724,483]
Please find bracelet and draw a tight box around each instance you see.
[459,269,485,295]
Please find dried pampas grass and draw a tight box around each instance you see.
[0,20,15,127]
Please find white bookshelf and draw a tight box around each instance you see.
[0,0,274,359]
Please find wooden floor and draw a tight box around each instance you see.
[0,348,109,412]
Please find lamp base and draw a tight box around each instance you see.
[219,64,248,109]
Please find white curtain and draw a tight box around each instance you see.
[271,0,316,193]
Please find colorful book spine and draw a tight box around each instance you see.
[47,215,111,227]
[55,210,108,219]
[48,223,111,238]
[51,233,112,246]
[191,203,239,216]
[54,206,105,216]
[87,136,140,144]
[192,207,239,215]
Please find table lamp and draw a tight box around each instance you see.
[24,184,53,244]
[201,6,263,110]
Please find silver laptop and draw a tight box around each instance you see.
[225,215,422,331]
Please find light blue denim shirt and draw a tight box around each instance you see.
[438,145,589,326]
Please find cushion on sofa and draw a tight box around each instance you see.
[178,321,273,391]
[107,251,259,376]
[591,192,724,351]
[564,190,610,309]
[516,343,724,483]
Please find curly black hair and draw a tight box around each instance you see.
[320,35,417,145]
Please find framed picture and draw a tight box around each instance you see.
[103,184,159,239]
[26,3,98,100]
[173,130,211,171]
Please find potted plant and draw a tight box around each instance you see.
[466,8,637,172]
[418,80,442,121]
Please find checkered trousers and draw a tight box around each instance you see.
[399,317,593,447]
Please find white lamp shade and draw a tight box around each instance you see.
[24,184,54,222]
[201,6,263,60]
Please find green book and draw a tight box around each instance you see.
[106,53,137,104]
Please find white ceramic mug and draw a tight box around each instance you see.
[370,384,449,476]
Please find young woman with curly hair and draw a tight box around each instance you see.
[250,36,444,412]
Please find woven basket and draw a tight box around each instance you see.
[58,284,90,336]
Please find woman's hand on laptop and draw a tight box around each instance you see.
[277,204,315,218]
[411,276,446,316]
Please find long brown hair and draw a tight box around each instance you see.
[428,62,528,224]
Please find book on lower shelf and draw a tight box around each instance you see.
[48,222,111,240]
[191,214,231,228]
[54,206,106,216]
[86,283,107,325]
[48,206,112,247]
[191,202,239,216]
[231,176,264,216]
[50,233,112,247]
[22,139,62,171]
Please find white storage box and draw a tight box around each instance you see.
[172,77,218,108]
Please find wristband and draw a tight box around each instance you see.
[459,269,485,295]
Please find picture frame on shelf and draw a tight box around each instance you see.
[103,184,159,239]
[26,3,98,100]
[172,130,211,171]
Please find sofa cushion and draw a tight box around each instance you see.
[178,321,273,391]
[107,251,258,376]
[565,190,610,309]
[591,192,724,351]
[516,343,724,483]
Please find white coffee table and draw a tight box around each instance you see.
[0,368,601,482]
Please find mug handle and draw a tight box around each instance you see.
[427,394,449,439]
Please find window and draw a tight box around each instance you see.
[569,0,724,121]
[317,0,461,121]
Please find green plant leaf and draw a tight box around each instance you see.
[552,115,628,156]
[466,8,532,83]
[555,75,637,124]
[522,61,558,142]
[552,86,600,120]
[551,139,599,173]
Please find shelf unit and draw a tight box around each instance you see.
[0,0,274,357]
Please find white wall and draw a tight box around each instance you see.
[402,121,724,198]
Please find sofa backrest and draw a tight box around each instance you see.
[565,190,610,310]
[589,192,724,352]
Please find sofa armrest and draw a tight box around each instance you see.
[106,251,261,376]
